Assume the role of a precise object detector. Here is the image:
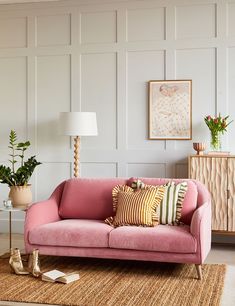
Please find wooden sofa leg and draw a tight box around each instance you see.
[195,264,202,280]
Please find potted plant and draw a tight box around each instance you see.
[0,130,41,208]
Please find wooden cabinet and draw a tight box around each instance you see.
[188,155,235,234]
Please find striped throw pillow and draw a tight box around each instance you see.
[132,180,188,225]
[157,182,188,225]
[105,185,165,227]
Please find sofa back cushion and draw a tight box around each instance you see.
[129,178,198,225]
[59,178,128,220]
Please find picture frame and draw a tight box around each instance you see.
[148,80,192,140]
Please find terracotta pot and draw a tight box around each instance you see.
[193,142,206,155]
[9,185,32,208]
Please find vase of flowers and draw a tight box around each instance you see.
[204,114,233,151]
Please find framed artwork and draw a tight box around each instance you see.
[148,80,192,140]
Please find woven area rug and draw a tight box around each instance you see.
[0,256,226,306]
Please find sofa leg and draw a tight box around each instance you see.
[195,264,202,280]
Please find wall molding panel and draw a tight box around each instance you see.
[0,0,235,233]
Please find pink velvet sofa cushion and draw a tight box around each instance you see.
[109,225,197,254]
[29,219,113,248]
[59,178,128,219]
[129,177,198,225]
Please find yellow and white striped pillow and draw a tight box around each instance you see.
[105,185,165,227]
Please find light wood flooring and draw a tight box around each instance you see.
[0,234,234,306]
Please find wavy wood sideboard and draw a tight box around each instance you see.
[188,155,235,234]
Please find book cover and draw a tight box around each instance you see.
[207,151,230,156]
[56,273,80,284]
[42,269,80,284]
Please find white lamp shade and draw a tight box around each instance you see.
[59,112,98,136]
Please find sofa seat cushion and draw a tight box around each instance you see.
[109,225,197,254]
[29,219,113,248]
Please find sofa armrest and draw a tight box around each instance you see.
[24,181,65,248]
[25,198,61,230]
[190,201,212,263]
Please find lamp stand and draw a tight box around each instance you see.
[74,136,80,178]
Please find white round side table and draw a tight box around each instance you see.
[0,206,27,259]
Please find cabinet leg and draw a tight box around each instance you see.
[195,264,202,280]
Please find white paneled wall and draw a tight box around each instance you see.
[0,0,235,233]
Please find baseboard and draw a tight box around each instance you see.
[212,233,235,244]
[0,218,24,234]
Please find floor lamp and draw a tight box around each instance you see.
[59,112,98,177]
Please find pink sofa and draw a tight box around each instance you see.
[24,178,211,279]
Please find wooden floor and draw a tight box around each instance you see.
[0,234,234,306]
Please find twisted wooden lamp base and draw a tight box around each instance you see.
[74,136,80,178]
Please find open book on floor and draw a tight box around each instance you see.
[42,269,80,284]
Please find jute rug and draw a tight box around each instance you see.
[0,256,226,306]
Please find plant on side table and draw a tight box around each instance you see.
[0,130,41,208]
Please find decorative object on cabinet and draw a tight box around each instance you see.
[148,80,192,140]
[59,112,98,178]
[193,142,206,155]
[204,114,233,151]
[188,155,235,233]
[0,130,41,208]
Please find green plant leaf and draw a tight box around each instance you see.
[0,131,42,186]
[17,141,30,149]
[9,130,17,146]
[15,156,41,185]
[0,165,14,186]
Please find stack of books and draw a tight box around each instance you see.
[207,151,230,156]
[42,269,80,284]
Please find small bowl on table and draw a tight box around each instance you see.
[193,143,206,155]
